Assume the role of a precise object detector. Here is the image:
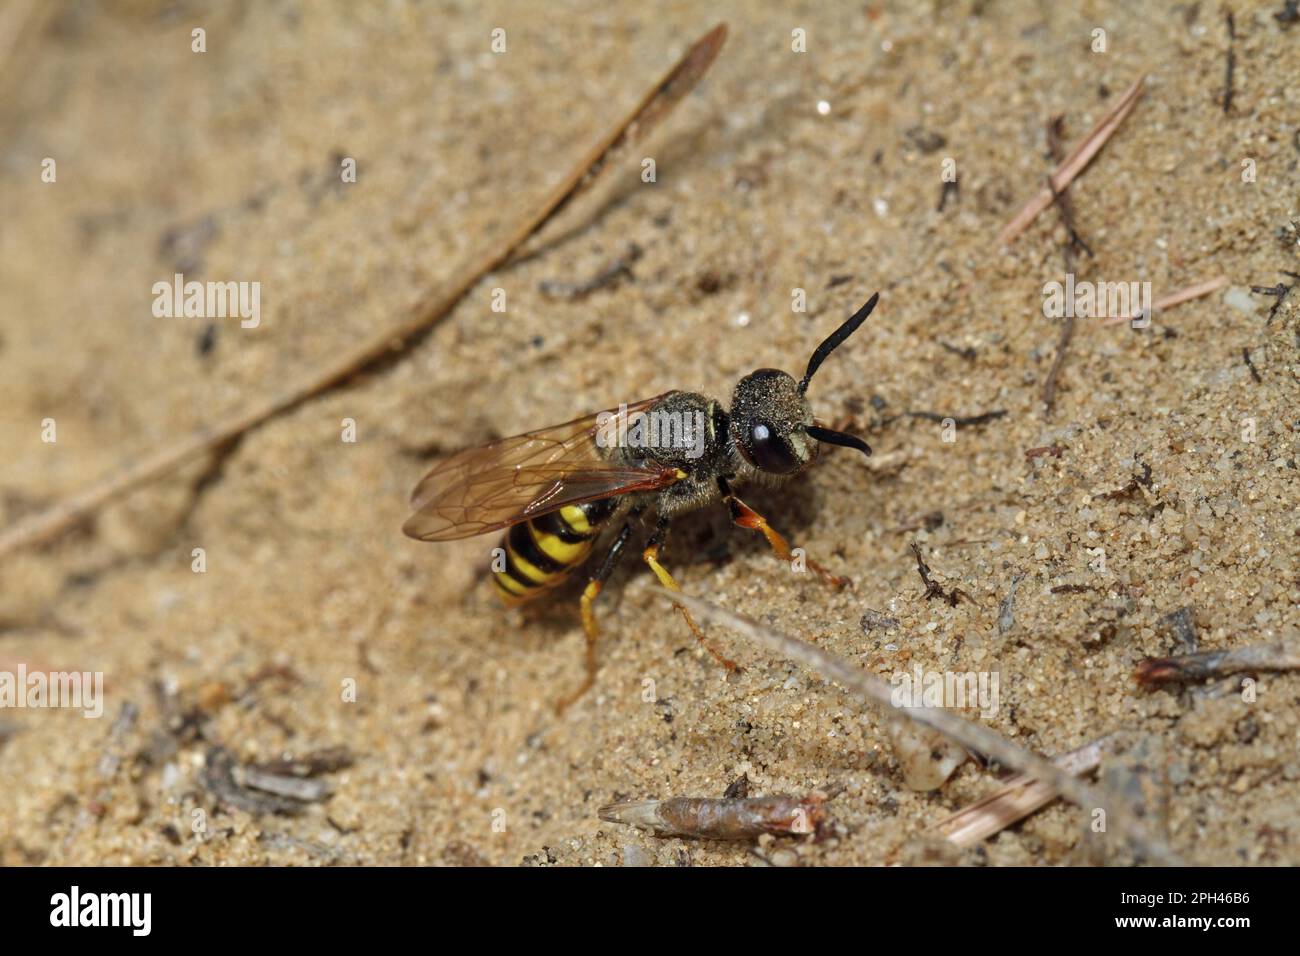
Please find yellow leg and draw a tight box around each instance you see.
[728,495,852,589]
[579,579,601,640]
[643,542,739,673]
[554,579,603,714]
[554,519,638,713]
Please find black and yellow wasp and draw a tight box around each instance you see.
[403,293,879,709]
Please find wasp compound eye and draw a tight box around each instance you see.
[748,421,801,474]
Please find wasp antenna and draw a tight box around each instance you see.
[799,292,880,393]
[807,425,872,457]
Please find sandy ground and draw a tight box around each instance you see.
[1,0,1297,866]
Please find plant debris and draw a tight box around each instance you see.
[198,745,352,816]
[860,608,901,632]
[1025,444,1064,460]
[1159,606,1198,653]
[1040,113,1095,418]
[1242,347,1263,383]
[1136,641,1300,686]
[1251,272,1299,322]
[939,340,977,361]
[722,773,750,799]
[911,541,975,607]
[1100,458,1153,500]
[996,574,1024,634]
[930,733,1122,847]
[880,409,1007,428]
[539,243,642,299]
[1223,11,1236,115]
[200,747,304,816]
[1100,275,1229,326]
[599,792,828,840]
[249,746,355,778]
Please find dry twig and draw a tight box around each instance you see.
[1136,641,1300,686]
[910,541,975,607]
[0,24,729,560]
[1041,114,1085,417]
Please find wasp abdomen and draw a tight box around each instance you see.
[491,499,617,603]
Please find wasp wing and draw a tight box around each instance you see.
[402,394,682,541]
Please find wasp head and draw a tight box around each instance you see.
[728,293,879,476]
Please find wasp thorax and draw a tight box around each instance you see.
[729,368,817,475]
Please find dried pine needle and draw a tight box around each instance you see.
[998,75,1145,246]
[1099,274,1229,326]
[930,733,1122,847]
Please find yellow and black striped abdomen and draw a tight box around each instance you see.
[491,500,616,604]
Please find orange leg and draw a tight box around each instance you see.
[722,483,851,589]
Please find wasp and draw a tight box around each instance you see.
[403,293,879,710]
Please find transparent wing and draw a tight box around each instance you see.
[402,394,681,541]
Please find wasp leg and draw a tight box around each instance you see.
[555,517,638,714]
[717,476,852,589]
[642,517,739,673]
